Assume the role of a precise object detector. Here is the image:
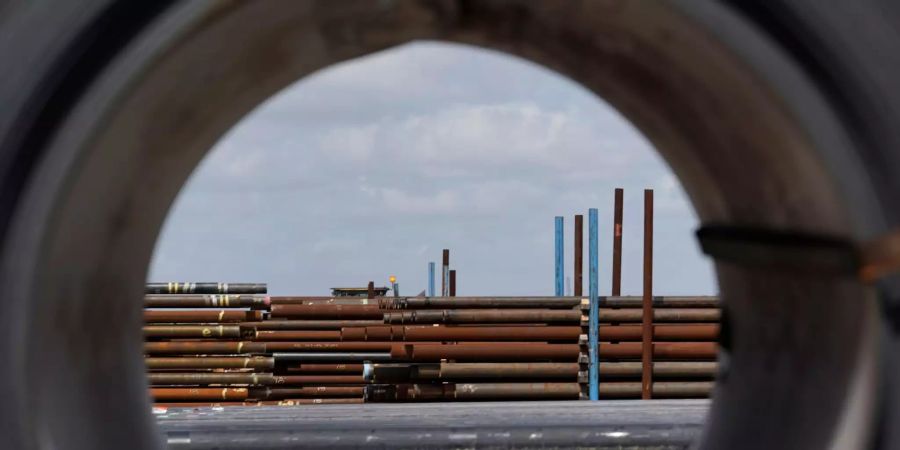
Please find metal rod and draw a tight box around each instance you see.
[642,189,654,399]
[599,381,713,399]
[143,325,242,339]
[273,352,393,362]
[338,325,581,342]
[612,188,623,296]
[151,387,250,401]
[144,294,269,309]
[367,281,375,300]
[428,262,435,297]
[144,356,274,370]
[269,304,384,320]
[144,310,263,323]
[599,342,716,360]
[598,324,718,341]
[147,373,365,386]
[449,270,456,297]
[144,341,266,355]
[442,249,450,297]
[146,282,267,294]
[383,309,582,324]
[242,320,384,330]
[555,216,564,296]
[574,214,583,297]
[599,361,718,379]
[365,383,582,402]
[588,207,599,400]
[602,296,719,308]
[281,363,364,374]
[597,308,720,322]
[390,343,581,362]
[384,297,582,309]
[250,387,365,399]
[368,362,581,382]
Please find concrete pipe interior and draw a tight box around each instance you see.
[0,1,892,449]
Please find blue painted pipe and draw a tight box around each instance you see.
[555,216,564,296]
[589,208,599,400]
[428,262,435,297]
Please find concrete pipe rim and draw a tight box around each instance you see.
[0,1,892,448]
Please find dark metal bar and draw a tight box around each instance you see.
[598,324,718,341]
[612,188,624,296]
[144,341,266,355]
[250,387,365,400]
[449,270,456,297]
[144,310,263,323]
[281,363,364,374]
[340,326,582,342]
[151,387,249,401]
[253,330,342,341]
[383,309,582,324]
[599,342,716,360]
[264,342,395,352]
[146,373,366,386]
[603,296,720,308]
[574,214,583,297]
[144,356,274,370]
[144,294,269,309]
[368,362,581,382]
[243,320,383,330]
[597,308,720,322]
[599,381,714,399]
[599,361,718,379]
[442,249,450,297]
[146,282,267,294]
[642,189,654,399]
[273,352,393,362]
[365,383,582,402]
[367,281,375,300]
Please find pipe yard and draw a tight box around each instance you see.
[147,189,721,407]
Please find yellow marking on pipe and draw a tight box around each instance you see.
[243,358,250,368]
[217,325,224,337]
[218,310,225,321]
[237,342,244,353]
[202,328,212,337]
[222,388,227,400]
[224,295,230,307]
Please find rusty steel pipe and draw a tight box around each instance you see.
[369,362,581,382]
[599,324,718,341]
[144,341,266,355]
[144,356,274,370]
[269,304,384,320]
[599,342,717,360]
[143,325,242,339]
[390,343,581,362]
[273,352,393,362]
[612,188,624,296]
[268,297,380,305]
[384,309,582,324]
[250,386,365,400]
[642,188,654,400]
[599,361,718,379]
[281,363,363,374]
[242,320,383,330]
[599,381,714,399]
[146,282,267,295]
[263,342,395,352]
[365,383,582,402]
[153,398,364,408]
[574,214,583,297]
[151,387,249,401]
[144,294,269,309]
[384,297,582,309]
[603,296,719,308]
[339,326,582,342]
[252,330,341,341]
[148,373,365,385]
[597,308,720,322]
[144,310,263,323]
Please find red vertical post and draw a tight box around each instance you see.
[574,215,583,297]
[367,281,375,300]
[449,270,456,297]
[442,249,450,297]
[612,188,623,296]
[642,189,654,400]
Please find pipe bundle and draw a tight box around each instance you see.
[144,283,719,407]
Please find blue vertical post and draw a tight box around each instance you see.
[392,282,399,297]
[588,208,599,400]
[428,262,435,297]
[555,216,564,296]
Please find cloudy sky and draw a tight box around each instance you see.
[149,41,716,296]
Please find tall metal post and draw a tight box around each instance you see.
[391,276,399,298]
[449,270,456,296]
[612,188,624,296]
[367,281,375,300]
[574,214,583,297]
[642,189,654,399]
[555,216,564,296]
[588,208,599,400]
[428,262,435,297]
[442,249,450,297]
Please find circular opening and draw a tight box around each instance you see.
[0,2,887,448]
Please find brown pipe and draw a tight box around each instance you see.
[143,325,242,339]
[144,341,266,355]
[282,363,363,374]
[270,304,384,320]
[371,362,581,382]
[599,381,714,399]
[144,310,263,323]
[612,188,623,296]
[250,386,364,399]
[384,297,582,309]
[599,324,718,341]
[151,387,249,401]
[253,330,341,341]
[263,342,395,352]
[384,309,582,324]
[390,343,581,362]
[598,308,720,322]
[144,356,274,370]
[243,320,383,330]
[144,294,269,309]
[153,398,364,408]
[268,297,380,305]
[574,214,583,297]
[149,373,365,386]
[600,342,717,360]
[599,361,718,379]
[604,296,719,308]
[366,383,582,402]
[339,326,581,342]
[642,188,654,399]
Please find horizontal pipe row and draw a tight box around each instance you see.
[146,283,267,295]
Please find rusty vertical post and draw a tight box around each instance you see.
[612,188,623,296]
[442,249,450,297]
[642,189,654,400]
[449,270,456,297]
[574,215,583,297]
[367,281,375,300]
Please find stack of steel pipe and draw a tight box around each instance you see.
[144,284,719,406]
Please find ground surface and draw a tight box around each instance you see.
[155,399,709,448]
